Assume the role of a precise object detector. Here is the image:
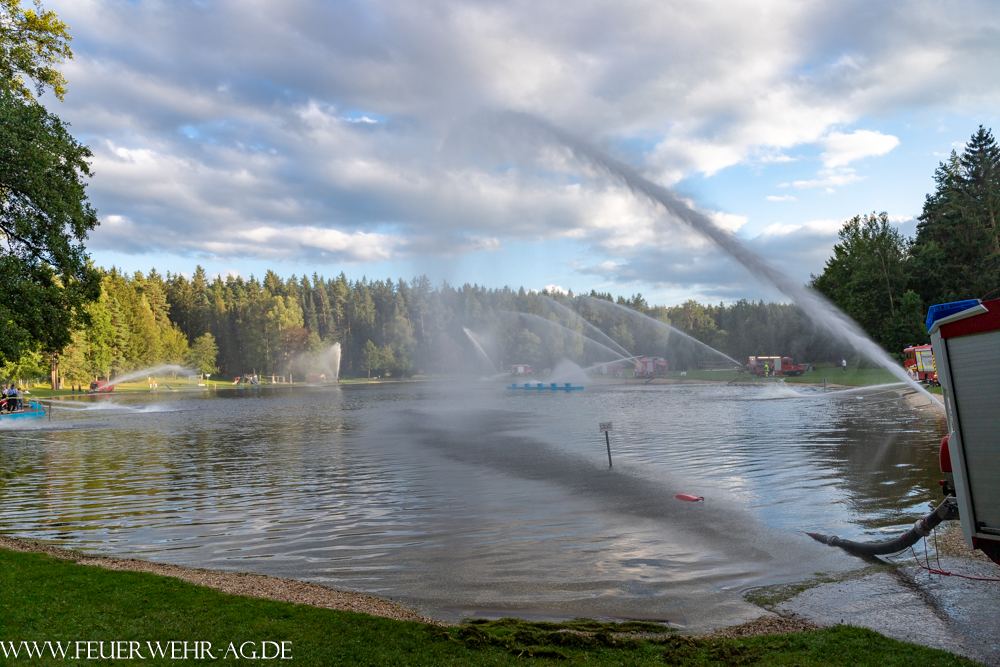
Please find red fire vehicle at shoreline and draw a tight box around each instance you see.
[634,357,668,378]
[746,356,806,377]
[903,344,938,384]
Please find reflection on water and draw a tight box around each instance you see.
[0,382,945,628]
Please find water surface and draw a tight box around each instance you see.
[0,381,946,629]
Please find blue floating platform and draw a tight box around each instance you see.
[0,400,46,421]
[507,382,584,391]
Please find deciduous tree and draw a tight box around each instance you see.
[0,1,98,373]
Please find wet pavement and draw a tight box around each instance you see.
[776,556,1000,665]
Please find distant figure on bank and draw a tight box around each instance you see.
[842,359,847,373]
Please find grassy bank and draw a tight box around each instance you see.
[780,363,899,387]
[0,547,977,666]
[625,364,904,388]
[20,376,437,397]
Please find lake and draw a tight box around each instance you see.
[0,380,946,630]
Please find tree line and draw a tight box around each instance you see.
[811,126,1000,353]
[5,266,862,385]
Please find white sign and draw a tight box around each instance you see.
[599,422,612,432]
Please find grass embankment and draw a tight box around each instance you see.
[780,363,899,387]
[780,363,944,394]
[626,364,903,388]
[0,548,976,666]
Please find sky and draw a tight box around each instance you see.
[41,0,1000,305]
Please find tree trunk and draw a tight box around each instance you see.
[50,353,60,390]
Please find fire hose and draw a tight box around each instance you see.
[807,496,959,557]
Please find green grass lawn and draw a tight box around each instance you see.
[0,548,977,666]
[23,376,213,397]
[781,363,901,387]
[611,361,910,388]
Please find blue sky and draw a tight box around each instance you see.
[43,0,1000,304]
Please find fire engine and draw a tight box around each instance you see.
[903,344,937,383]
[88,381,115,394]
[634,357,668,378]
[505,364,534,376]
[746,356,806,377]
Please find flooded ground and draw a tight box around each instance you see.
[0,381,947,630]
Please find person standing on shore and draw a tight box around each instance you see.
[842,359,847,373]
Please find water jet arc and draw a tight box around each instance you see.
[510,113,941,408]
[539,295,632,358]
[580,295,741,367]
[463,327,498,374]
[502,311,631,362]
[110,365,192,385]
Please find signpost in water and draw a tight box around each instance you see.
[600,422,613,467]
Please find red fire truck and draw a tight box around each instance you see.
[634,357,668,378]
[88,381,115,394]
[747,356,806,377]
[903,344,937,383]
[505,364,534,376]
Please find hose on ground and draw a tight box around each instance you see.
[807,496,959,557]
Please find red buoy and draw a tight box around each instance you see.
[675,494,704,502]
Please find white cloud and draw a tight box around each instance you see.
[709,211,748,234]
[235,226,405,262]
[43,0,1000,298]
[760,219,843,237]
[765,195,797,202]
[819,130,900,168]
[787,168,864,189]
